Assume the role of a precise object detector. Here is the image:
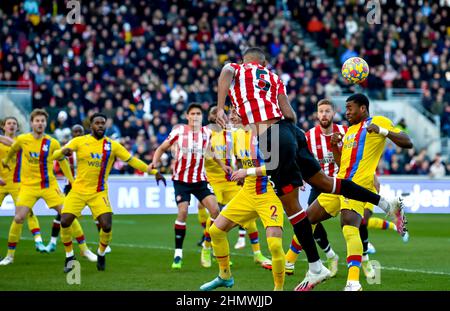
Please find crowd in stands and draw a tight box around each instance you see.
[289,0,450,136]
[0,0,448,176]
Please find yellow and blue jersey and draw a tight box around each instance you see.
[233,127,269,195]
[60,134,134,194]
[337,116,401,190]
[0,137,21,187]
[5,133,60,189]
[205,129,236,183]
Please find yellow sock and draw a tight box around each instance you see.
[198,205,208,228]
[27,213,42,243]
[210,224,231,280]
[7,221,23,258]
[204,217,212,249]
[99,229,112,255]
[285,234,302,263]
[368,217,396,231]
[267,237,285,291]
[342,225,363,282]
[60,225,73,256]
[246,221,260,254]
[71,218,88,253]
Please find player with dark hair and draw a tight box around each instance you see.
[150,104,222,269]
[215,48,406,291]
[53,113,166,272]
[305,93,412,291]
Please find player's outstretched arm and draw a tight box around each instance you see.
[0,135,13,146]
[366,124,413,149]
[217,65,235,128]
[278,94,297,124]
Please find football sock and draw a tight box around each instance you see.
[98,228,112,256]
[368,217,397,231]
[246,221,260,254]
[333,178,381,206]
[359,219,369,256]
[285,234,302,263]
[314,222,337,259]
[7,221,23,258]
[204,218,213,249]
[198,207,208,229]
[50,214,61,244]
[174,220,186,251]
[289,210,320,264]
[267,237,285,291]
[27,213,42,243]
[343,225,362,282]
[209,224,231,280]
[60,224,74,257]
[71,218,88,253]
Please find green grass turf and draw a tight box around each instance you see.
[0,214,449,291]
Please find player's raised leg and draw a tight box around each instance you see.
[281,188,330,291]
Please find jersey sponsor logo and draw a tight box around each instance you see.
[90,153,102,159]
[239,150,251,158]
[29,152,39,158]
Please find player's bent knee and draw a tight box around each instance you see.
[209,224,226,240]
[267,237,284,258]
[14,215,25,224]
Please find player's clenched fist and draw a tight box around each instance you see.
[61,147,73,157]
[330,132,343,146]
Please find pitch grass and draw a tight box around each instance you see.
[0,214,449,291]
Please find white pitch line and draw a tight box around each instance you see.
[19,237,450,277]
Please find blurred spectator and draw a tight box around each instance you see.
[429,153,446,178]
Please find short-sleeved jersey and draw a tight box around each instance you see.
[233,126,269,195]
[7,133,60,188]
[166,125,211,183]
[204,128,236,184]
[226,62,284,125]
[0,137,22,187]
[62,134,133,194]
[337,116,401,189]
[305,124,347,177]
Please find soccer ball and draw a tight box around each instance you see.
[341,57,369,84]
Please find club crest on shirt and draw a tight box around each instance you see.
[42,144,49,152]
[104,142,111,151]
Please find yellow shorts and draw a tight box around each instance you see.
[220,186,283,229]
[210,181,241,205]
[317,193,365,217]
[62,190,112,220]
[0,186,20,205]
[16,184,64,209]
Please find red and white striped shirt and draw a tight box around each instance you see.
[305,124,347,177]
[166,124,211,183]
[226,62,285,125]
